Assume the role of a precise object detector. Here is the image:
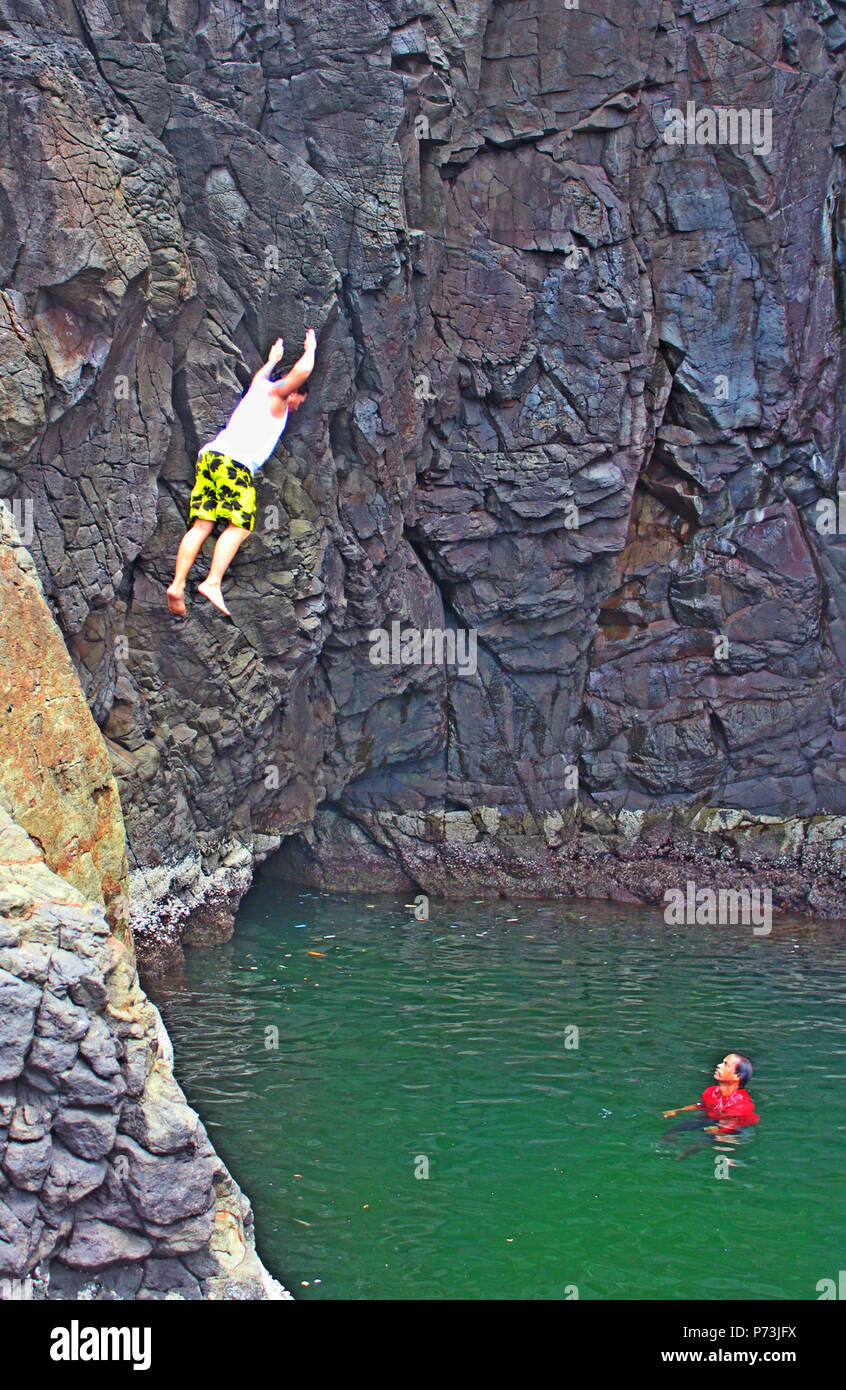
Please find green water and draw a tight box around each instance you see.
[148,879,846,1300]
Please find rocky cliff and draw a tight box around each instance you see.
[3,0,846,949]
[0,517,285,1299]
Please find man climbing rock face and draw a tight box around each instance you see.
[167,328,317,617]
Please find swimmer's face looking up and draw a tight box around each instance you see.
[714,1053,743,1085]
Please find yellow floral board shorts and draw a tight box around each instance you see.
[188,449,257,531]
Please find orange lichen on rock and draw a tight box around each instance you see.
[0,515,129,933]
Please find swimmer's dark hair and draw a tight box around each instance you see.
[734,1055,753,1087]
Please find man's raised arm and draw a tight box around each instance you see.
[268,329,317,401]
[251,337,285,389]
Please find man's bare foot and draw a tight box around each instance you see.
[197,577,231,616]
[166,583,186,616]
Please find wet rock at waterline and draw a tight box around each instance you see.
[269,802,846,923]
[2,1,846,950]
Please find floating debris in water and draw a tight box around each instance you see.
[307,951,325,957]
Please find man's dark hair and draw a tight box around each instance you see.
[267,374,307,397]
[734,1055,753,1087]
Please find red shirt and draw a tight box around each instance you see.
[699,1085,759,1128]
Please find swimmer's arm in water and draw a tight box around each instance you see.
[251,337,285,389]
[663,1104,703,1118]
[267,329,316,403]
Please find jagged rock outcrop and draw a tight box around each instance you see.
[2,0,846,945]
[0,806,286,1298]
[0,517,285,1298]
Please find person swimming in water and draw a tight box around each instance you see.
[664,1052,759,1135]
[167,329,316,618]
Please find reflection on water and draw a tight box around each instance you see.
[147,879,846,1300]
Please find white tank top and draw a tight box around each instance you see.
[204,379,288,474]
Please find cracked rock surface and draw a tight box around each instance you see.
[3,0,846,944]
[0,805,286,1298]
[0,517,285,1298]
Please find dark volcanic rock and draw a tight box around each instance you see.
[0,806,286,1298]
[1,0,846,932]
